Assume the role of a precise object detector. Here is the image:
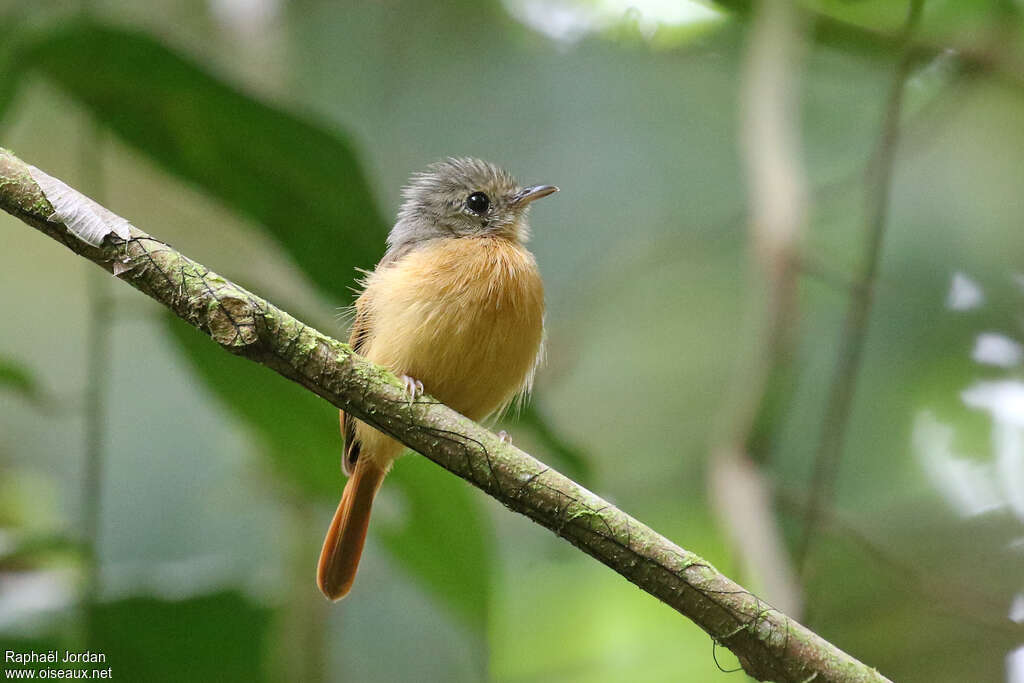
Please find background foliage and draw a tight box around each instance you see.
[2,1,1024,681]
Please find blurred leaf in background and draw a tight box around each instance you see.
[7,19,387,299]
[92,592,272,683]
[0,358,43,407]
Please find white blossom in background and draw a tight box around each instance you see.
[209,0,282,39]
[962,380,1024,435]
[0,570,76,632]
[1008,645,1024,683]
[504,0,723,45]
[913,411,1004,517]
[958,380,1024,522]
[208,0,287,92]
[972,333,1024,368]
[1010,593,1024,624]
[946,271,984,310]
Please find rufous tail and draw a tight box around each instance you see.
[316,459,387,600]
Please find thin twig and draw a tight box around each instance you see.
[795,0,926,575]
[0,147,892,683]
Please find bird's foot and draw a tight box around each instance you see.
[400,375,424,405]
[497,430,512,445]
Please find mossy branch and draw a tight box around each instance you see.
[0,147,891,683]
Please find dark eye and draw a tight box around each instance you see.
[466,191,490,215]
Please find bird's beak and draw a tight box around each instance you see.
[512,184,559,206]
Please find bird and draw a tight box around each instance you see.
[316,157,557,601]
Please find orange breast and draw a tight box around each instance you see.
[353,237,544,460]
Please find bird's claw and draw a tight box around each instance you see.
[498,430,512,445]
[401,375,424,404]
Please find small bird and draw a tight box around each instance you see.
[317,158,557,600]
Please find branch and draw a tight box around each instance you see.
[0,148,891,683]
[711,0,808,619]
[796,0,924,573]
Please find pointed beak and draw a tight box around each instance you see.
[512,184,559,207]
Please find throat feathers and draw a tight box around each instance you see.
[317,158,557,600]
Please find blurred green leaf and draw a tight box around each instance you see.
[166,313,339,497]
[165,314,492,629]
[799,0,1006,40]
[379,455,493,630]
[0,357,41,404]
[0,533,81,569]
[800,0,914,33]
[0,593,270,682]
[21,18,387,300]
[92,592,271,683]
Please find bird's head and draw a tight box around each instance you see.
[388,157,557,252]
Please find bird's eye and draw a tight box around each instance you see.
[466,191,490,215]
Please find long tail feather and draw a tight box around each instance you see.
[316,460,387,600]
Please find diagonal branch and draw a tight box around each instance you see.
[0,147,891,683]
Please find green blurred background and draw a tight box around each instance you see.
[2,1,1023,681]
